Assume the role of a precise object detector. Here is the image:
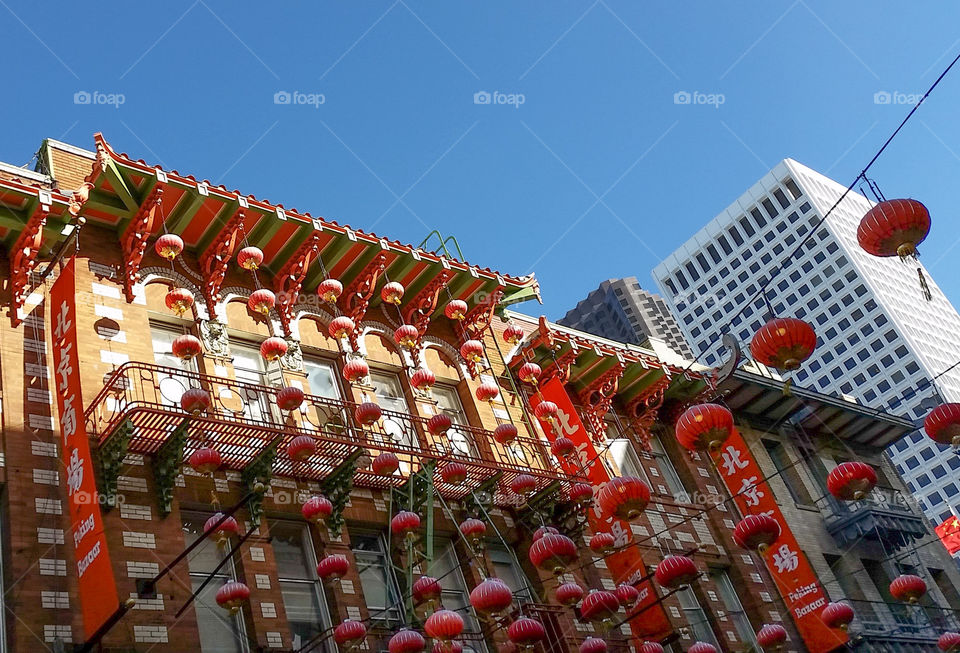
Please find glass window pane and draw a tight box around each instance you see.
[182,516,229,576]
[432,386,477,458]
[280,580,324,648]
[271,523,314,580]
[351,534,400,623]
[489,546,532,603]
[193,579,246,653]
[677,587,719,647]
[231,342,266,385]
[304,360,341,400]
[370,373,417,449]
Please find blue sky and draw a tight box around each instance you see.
[2,2,960,320]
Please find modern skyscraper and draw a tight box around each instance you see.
[558,277,694,358]
[652,158,960,528]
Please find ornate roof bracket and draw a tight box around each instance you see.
[150,419,190,517]
[120,184,165,302]
[10,197,51,324]
[462,286,504,340]
[199,209,245,316]
[340,252,388,348]
[241,441,277,528]
[543,346,581,385]
[624,377,671,452]
[401,270,454,357]
[273,234,321,337]
[576,363,624,443]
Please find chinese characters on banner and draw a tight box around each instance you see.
[530,377,673,642]
[711,429,847,653]
[50,258,120,639]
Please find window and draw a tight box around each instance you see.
[271,522,333,650]
[182,514,247,653]
[304,359,341,400]
[431,544,481,634]
[763,440,813,505]
[489,546,533,604]
[351,533,401,625]
[229,340,273,422]
[604,437,649,488]
[677,587,719,646]
[711,569,757,647]
[370,372,418,450]
[649,435,687,499]
[151,323,198,408]
[433,385,479,459]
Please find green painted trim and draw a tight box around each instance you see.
[102,159,139,213]
[164,192,208,235]
[303,234,358,289]
[196,199,243,253]
[262,225,314,276]
[246,212,286,249]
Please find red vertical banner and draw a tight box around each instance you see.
[530,377,672,642]
[710,429,847,653]
[50,258,120,639]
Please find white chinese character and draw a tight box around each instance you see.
[61,393,77,444]
[739,476,764,507]
[772,544,799,573]
[556,408,580,437]
[66,448,83,497]
[56,342,74,393]
[609,519,631,548]
[54,300,72,341]
[720,445,749,476]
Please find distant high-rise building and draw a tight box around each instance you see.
[558,277,694,358]
[652,158,960,529]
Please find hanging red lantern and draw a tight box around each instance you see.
[381,281,405,305]
[204,512,240,546]
[172,334,203,360]
[675,404,734,451]
[503,323,525,345]
[654,555,699,589]
[427,413,453,436]
[614,583,639,608]
[395,324,419,349]
[756,624,787,650]
[638,643,664,653]
[938,632,960,652]
[372,452,400,476]
[597,476,650,520]
[411,368,436,394]
[459,518,486,546]
[329,316,356,340]
[237,246,264,270]
[589,532,615,554]
[165,287,195,316]
[470,578,513,615]
[440,462,467,485]
[248,289,276,315]
[551,437,576,458]
[511,474,537,497]
[858,198,931,259]
[260,337,288,362]
[890,574,927,603]
[189,447,222,474]
[507,618,545,648]
[343,358,370,384]
[533,526,559,541]
[425,610,464,641]
[569,483,593,506]
[413,575,442,606]
[391,511,421,540]
[476,382,500,403]
[355,401,382,426]
[494,423,519,445]
[821,602,855,630]
[334,620,367,648]
[286,435,316,462]
[827,461,877,501]
[580,638,607,653]
[180,387,211,414]
[925,404,960,447]
[155,234,184,260]
[316,554,350,581]
[580,590,620,623]
[277,385,305,411]
[534,401,559,424]
[301,495,333,524]
[687,644,717,653]
[528,532,578,575]
[445,299,468,320]
[435,641,462,653]
[317,278,343,303]
[733,514,781,552]
[389,630,424,653]
[518,362,542,385]
[215,580,250,614]
[460,340,485,363]
[555,582,584,606]
[750,317,817,372]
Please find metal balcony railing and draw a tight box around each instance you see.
[847,599,960,643]
[816,486,928,549]
[84,362,585,503]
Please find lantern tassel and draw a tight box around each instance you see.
[918,267,932,301]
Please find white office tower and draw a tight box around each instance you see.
[652,159,960,528]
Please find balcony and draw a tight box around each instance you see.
[816,486,928,549]
[84,362,584,508]
[847,599,960,649]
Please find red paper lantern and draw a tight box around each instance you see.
[301,495,333,524]
[654,555,699,589]
[533,526,559,541]
[413,575,442,605]
[172,334,203,360]
[165,287,195,316]
[580,638,607,653]
[518,362,542,385]
[511,474,537,496]
[938,632,960,652]
[329,316,356,340]
[440,462,467,485]
[372,452,400,476]
[204,512,239,546]
[391,511,421,540]
[445,299,468,320]
[827,461,877,501]
[248,288,276,315]
[215,580,250,614]
[343,358,370,383]
[925,404,960,447]
[569,483,593,506]
[355,401,382,426]
[425,610,464,641]
[459,518,486,545]
[237,246,264,270]
[529,533,578,575]
[411,368,436,393]
[687,644,717,653]
[180,387,211,414]
[750,317,817,372]
[503,323,524,345]
[555,582,584,606]
[890,574,927,603]
[614,583,639,608]
[317,278,343,303]
[733,514,781,552]
[381,281,405,305]
[435,641,462,653]
[286,435,316,462]
[389,630,424,653]
[460,340,484,363]
[427,413,452,435]
[638,643,663,653]
[395,324,419,349]
[589,532,615,554]
[821,602,855,630]
[597,477,650,520]
[534,401,559,423]
[494,423,519,445]
[858,198,931,258]
[508,617,545,648]
[316,554,350,581]
[155,234,184,260]
[470,578,513,615]
[277,385,305,411]
[551,437,576,458]
[476,382,499,403]
[675,404,734,451]
[260,337,288,362]
[580,590,620,623]
[334,620,367,648]
[756,624,787,649]
[189,447,221,474]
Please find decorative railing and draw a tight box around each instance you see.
[847,599,960,641]
[816,485,927,547]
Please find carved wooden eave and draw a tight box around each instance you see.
[199,210,245,315]
[623,376,671,451]
[10,199,51,322]
[340,252,388,349]
[576,363,625,442]
[120,185,165,301]
[273,234,321,336]
[461,286,504,340]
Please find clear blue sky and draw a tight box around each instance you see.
[2,2,960,319]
